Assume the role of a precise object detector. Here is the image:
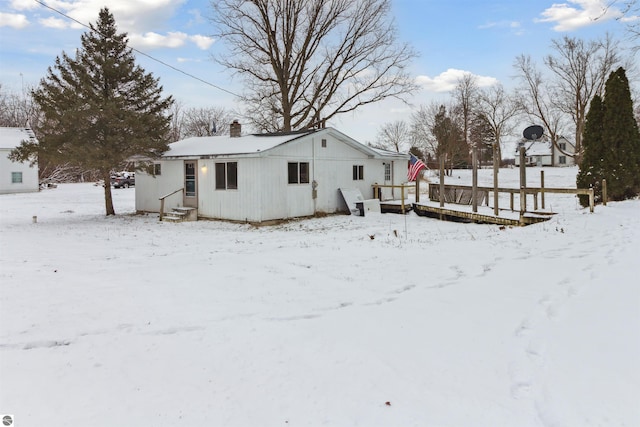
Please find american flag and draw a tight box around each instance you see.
[407,154,426,181]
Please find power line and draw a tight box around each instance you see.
[32,0,242,99]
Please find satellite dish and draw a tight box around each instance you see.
[523,125,544,140]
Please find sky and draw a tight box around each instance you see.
[1,167,639,426]
[0,0,638,143]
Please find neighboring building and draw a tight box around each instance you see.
[514,136,575,167]
[135,123,409,222]
[0,127,39,194]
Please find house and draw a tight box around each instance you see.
[135,123,409,222]
[0,127,39,194]
[514,136,575,167]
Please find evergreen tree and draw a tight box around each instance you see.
[576,67,640,205]
[601,68,640,202]
[10,8,173,215]
[576,95,605,206]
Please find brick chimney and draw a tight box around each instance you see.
[230,120,241,138]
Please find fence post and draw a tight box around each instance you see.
[589,188,594,213]
[415,176,420,203]
[159,198,165,221]
[540,170,545,209]
[519,147,526,216]
[602,179,607,206]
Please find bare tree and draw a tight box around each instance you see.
[210,0,418,132]
[181,106,235,138]
[513,54,569,163]
[411,102,442,160]
[475,83,521,164]
[167,100,184,142]
[0,83,41,128]
[451,73,479,151]
[374,120,411,153]
[544,35,621,161]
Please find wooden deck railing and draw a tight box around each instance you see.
[429,184,595,213]
[372,184,414,213]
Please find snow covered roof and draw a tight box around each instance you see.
[0,127,37,150]
[165,130,313,158]
[164,127,409,160]
[524,140,552,156]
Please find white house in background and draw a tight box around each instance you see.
[0,127,39,194]
[514,136,576,167]
[135,123,409,222]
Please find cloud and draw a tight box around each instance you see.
[0,12,29,28]
[189,35,215,50]
[39,16,70,30]
[9,0,39,11]
[128,31,189,50]
[416,69,499,93]
[536,0,622,31]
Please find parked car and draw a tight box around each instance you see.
[112,172,135,188]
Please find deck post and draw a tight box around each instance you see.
[439,155,445,208]
[493,151,499,216]
[519,147,526,216]
[472,146,478,213]
[159,198,165,221]
[540,170,545,209]
[602,179,607,206]
[589,188,594,213]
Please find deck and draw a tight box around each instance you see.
[412,202,553,226]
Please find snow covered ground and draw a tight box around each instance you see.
[1,166,638,427]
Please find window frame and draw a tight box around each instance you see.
[352,165,364,181]
[11,172,23,184]
[215,162,238,190]
[288,162,310,184]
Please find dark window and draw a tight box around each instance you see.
[559,156,566,164]
[227,162,237,189]
[353,165,364,180]
[321,139,327,148]
[11,172,22,183]
[154,163,161,175]
[559,143,566,150]
[288,162,298,184]
[215,163,226,189]
[384,163,391,181]
[288,162,310,184]
[216,162,238,190]
[299,162,309,183]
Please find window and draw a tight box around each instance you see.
[147,163,162,176]
[353,165,364,180]
[384,163,391,181]
[559,142,566,150]
[321,139,327,148]
[559,156,566,164]
[288,162,310,184]
[11,172,22,184]
[216,162,238,190]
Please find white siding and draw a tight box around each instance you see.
[135,161,183,213]
[0,149,39,194]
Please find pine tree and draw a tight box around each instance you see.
[10,8,173,215]
[576,67,640,205]
[600,67,640,202]
[576,95,605,206]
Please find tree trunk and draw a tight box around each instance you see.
[102,170,115,215]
